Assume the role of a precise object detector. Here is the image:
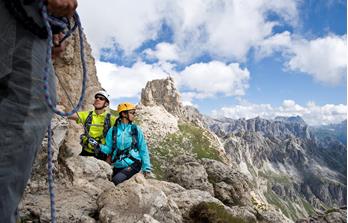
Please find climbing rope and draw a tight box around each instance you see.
[41,4,88,222]
[42,7,87,117]
[46,122,56,222]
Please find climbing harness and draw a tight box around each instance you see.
[41,4,87,223]
[110,119,139,164]
[80,111,111,149]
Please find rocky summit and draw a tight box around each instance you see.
[19,30,346,223]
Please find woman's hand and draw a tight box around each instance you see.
[142,171,152,178]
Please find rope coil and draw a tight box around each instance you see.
[41,5,88,222]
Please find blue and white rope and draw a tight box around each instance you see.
[41,5,88,223]
[46,122,56,222]
[41,7,87,116]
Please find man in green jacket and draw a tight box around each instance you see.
[69,90,116,159]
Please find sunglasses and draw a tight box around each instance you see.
[128,111,136,115]
[95,96,106,101]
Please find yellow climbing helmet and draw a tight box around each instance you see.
[117,102,136,114]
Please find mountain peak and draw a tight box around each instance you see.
[140,77,207,127]
[140,76,183,117]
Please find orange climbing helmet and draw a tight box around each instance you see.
[117,102,136,114]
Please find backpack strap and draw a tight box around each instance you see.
[84,111,93,135]
[103,113,111,138]
[130,124,138,151]
[110,118,120,160]
[111,122,139,163]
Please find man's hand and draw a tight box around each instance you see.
[47,0,78,18]
[51,32,66,59]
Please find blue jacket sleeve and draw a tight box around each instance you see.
[136,126,152,172]
[100,127,113,155]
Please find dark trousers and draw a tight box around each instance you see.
[0,2,55,222]
[112,160,141,185]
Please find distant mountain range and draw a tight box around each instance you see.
[310,120,347,145]
[206,115,346,220]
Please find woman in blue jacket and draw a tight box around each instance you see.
[98,102,151,185]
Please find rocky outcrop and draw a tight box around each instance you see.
[295,207,347,223]
[97,175,183,223]
[54,30,102,111]
[135,104,179,149]
[166,156,215,196]
[140,76,206,128]
[141,77,182,117]
[201,159,252,207]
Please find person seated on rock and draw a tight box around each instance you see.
[69,90,116,160]
[96,102,152,185]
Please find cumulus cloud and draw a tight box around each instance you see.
[144,42,179,62]
[78,0,299,61]
[179,61,250,98]
[286,35,347,85]
[96,60,168,102]
[212,100,347,125]
[255,31,292,59]
[78,0,165,57]
[256,33,347,85]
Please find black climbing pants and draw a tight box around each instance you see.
[112,160,141,185]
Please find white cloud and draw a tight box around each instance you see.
[165,0,299,62]
[78,0,165,57]
[255,31,292,59]
[78,0,299,61]
[179,61,250,98]
[286,35,347,85]
[212,100,347,125]
[144,42,179,62]
[256,33,347,85]
[96,60,250,106]
[96,60,168,106]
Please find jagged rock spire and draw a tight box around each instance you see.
[141,76,183,117]
[140,77,207,127]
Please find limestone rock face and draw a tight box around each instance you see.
[166,156,215,196]
[140,76,206,128]
[54,30,101,111]
[201,158,252,207]
[295,208,347,223]
[27,113,69,193]
[141,77,182,116]
[97,175,183,223]
[136,104,179,148]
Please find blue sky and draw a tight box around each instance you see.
[78,0,346,125]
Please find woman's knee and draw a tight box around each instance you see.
[112,172,128,185]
